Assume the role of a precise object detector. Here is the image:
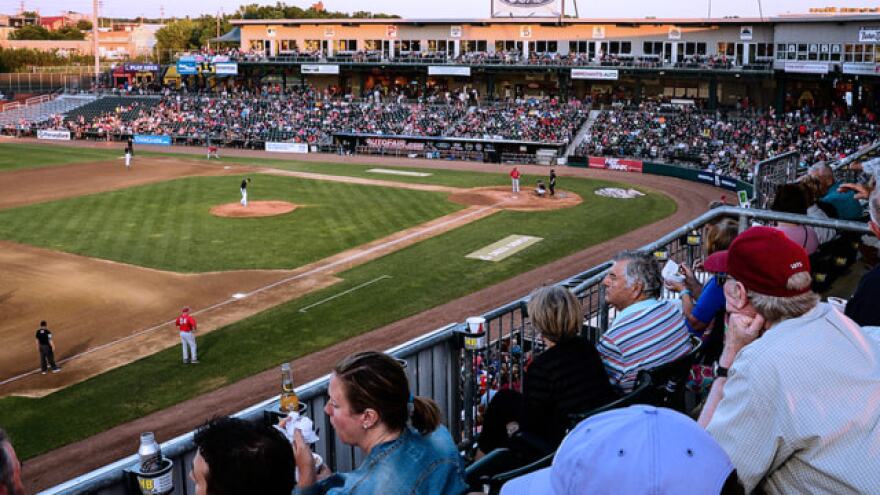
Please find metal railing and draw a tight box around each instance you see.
[44,206,871,494]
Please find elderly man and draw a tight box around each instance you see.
[845,187,880,327]
[597,251,693,392]
[808,162,864,220]
[699,226,880,494]
[0,428,25,495]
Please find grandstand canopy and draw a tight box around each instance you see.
[210,27,240,43]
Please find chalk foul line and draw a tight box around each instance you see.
[298,275,392,313]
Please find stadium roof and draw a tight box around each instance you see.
[231,14,880,26]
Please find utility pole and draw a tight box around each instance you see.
[92,0,99,91]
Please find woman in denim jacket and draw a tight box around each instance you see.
[294,351,468,495]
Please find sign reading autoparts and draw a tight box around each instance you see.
[37,129,71,140]
[428,66,471,76]
[588,156,643,173]
[571,69,619,80]
[301,64,340,75]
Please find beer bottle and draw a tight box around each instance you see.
[280,363,299,413]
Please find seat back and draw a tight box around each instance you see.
[641,336,702,412]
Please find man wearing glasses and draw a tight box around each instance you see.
[697,226,880,494]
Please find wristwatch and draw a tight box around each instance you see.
[713,362,729,378]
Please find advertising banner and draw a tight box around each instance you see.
[843,63,880,76]
[588,156,643,173]
[784,62,829,74]
[214,62,239,75]
[492,0,562,17]
[696,171,741,191]
[37,129,71,141]
[265,142,309,154]
[859,26,880,42]
[301,64,340,75]
[571,68,619,80]
[428,66,471,76]
[176,60,198,75]
[133,134,171,146]
[124,63,160,72]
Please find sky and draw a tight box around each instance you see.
[0,0,876,20]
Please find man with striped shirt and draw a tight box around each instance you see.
[597,251,693,393]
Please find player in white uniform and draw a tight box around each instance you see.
[240,178,250,207]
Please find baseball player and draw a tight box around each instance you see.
[510,167,521,194]
[207,142,220,160]
[240,178,251,207]
[124,143,133,169]
[175,307,198,364]
[549,169,557,196]
[35,320,61,374]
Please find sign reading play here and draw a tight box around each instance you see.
[467,235,543,262]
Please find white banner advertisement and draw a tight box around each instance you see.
[214,62,238,75]
[784,62,829,74]
[859,26,880,42]
[37,129,71,141]
[571,68,619,80]
[428,66,471,76]
[265,142,309,154]
[843,63,880,75]
[301,64,340,75]
[492,0,562,18]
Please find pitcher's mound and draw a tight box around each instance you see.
[210,201,298,218]
[448,186,582,211]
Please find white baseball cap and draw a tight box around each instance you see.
[501,405,735,495]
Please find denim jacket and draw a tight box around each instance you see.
[296,425,467,495]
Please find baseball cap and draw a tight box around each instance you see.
[500,405,734,495]
[182,307,190,313]
[702,226,811,297]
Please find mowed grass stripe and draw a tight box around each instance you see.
[0,176,464,272]
[0,175,676,460]
[0,143,123,172]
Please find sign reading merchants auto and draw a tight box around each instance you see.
[492,0,562,18]
[571,69,619,80]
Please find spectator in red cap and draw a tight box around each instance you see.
[697,226,880,494]
[175,306,198,364]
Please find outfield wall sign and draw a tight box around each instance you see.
[214,62,239,75]
[428,66,471,76]
[37,129,71,140]
[843,63,880,76]
[588,156,643,173]
[301,64,340,75]
[133,134,171,146]
[784,62,829,74]
[696,172,741,191]
[466,235,543,262]
[265,142,309,153]
[571,69,618,80]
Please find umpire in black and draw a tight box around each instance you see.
[36,321,60,374]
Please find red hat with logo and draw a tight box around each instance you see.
[703,226,811,297]
[182,307,190,313]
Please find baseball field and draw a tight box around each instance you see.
[0,141,679,464]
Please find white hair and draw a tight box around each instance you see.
[870,187,879,225]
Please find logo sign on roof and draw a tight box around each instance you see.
[859,27,880,42]
[492,0,562,18]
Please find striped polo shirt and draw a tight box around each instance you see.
[597,298,693,392]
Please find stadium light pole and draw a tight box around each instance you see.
[92,0,99,92]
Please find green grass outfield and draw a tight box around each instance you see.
[0,143,677,459]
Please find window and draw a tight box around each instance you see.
[569,40,588,53]
[249,40,265,51]
[303,39,322,52]
[755,43,773,58]
[333,39,356,52]
[397,40,421,52]
[496,40,523,52]
[717,42,735,56]
[279,40,298,52]
[531,41,558,53]
[427,40,448,52]
[643,41,664,55]
[461,40,487,52]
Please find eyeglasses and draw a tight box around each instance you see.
[714,273,728,286]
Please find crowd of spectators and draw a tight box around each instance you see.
[13,86,587,146]
[577,101,880,178]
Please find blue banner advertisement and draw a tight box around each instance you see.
[133,134,172,146]
[176,60,198,75]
